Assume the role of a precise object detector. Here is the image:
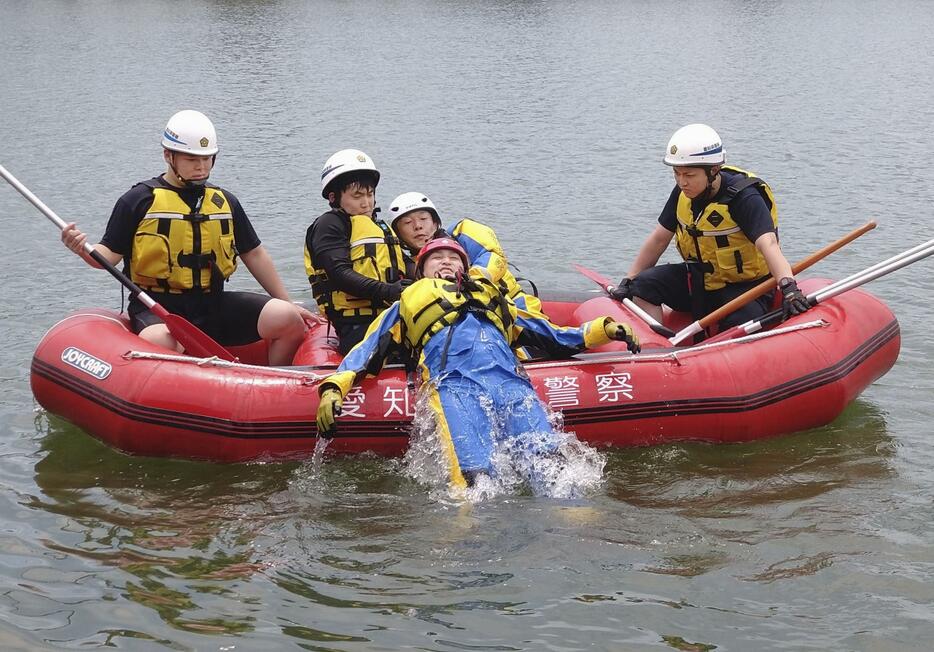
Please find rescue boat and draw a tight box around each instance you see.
[30,278,899,463]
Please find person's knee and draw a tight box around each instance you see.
[138,324,182,352]
[258,299,304,340]
[633,295,660,310]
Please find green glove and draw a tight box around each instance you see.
[316,388,343,438]
[604,320,641,354]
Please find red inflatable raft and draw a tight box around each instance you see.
[30,279,899,462]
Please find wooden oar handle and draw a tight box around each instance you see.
[697,220,876,330]
[788,220,876,274]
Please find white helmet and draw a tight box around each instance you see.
[320,149,380,199]
[664,123,724,167]
[388,192,440,228]
[162,110,218,156]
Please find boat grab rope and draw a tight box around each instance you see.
[667,319,827,358]
[123,320,827,378]
[524,319,828,370]
[121,351,327,384]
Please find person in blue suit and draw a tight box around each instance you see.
[315,238,640,491]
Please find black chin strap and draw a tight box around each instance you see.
[700,167,719,203]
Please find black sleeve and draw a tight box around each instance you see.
[513,329,585,360]
[731,188,776,244]
[99,183,154,255]
[224,191,261,254]
[657,186,681,232]
[307,212,400,303]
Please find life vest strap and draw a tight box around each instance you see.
[722,176,762,203]
[143,211,230,221]
[686,224,742,238]
[177,251,217,270]
[140,285,212,295]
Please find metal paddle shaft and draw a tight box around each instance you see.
[572,263,676,337]
[669,220,877,345]
[707,236,934,344]
[0,163,236,361]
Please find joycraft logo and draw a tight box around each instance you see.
[61,346,112,380]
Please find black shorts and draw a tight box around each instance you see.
[129,290,272,346]
[333,321,371,355]
[632,263,774,329]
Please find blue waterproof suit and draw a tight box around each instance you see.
[318,273,612,488]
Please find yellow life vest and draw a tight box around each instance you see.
[130,183,237,293]
[305,212,406,318]
[673,166,779,291]
[398,276,516,351]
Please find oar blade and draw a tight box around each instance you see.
[573,263,677,338]
[159,311,237,361]
[572,263,613,292]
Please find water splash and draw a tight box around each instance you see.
[289,436,331,494]
[399,388,460,502]
[401,382,606,502]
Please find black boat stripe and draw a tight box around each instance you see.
[31,360,403,439]
[31,319,898,439]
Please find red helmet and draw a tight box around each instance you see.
[415,238,469,277]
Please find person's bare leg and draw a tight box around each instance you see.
[258,299,305,365]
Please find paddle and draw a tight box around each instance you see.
[668,220,877,345]
[573,264,676,337]
[0,164,237,361]
[705,235,934,344]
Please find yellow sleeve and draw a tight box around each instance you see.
[452,219,509,284]
[582,317,613,348]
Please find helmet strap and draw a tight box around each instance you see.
[701,167,720,201]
